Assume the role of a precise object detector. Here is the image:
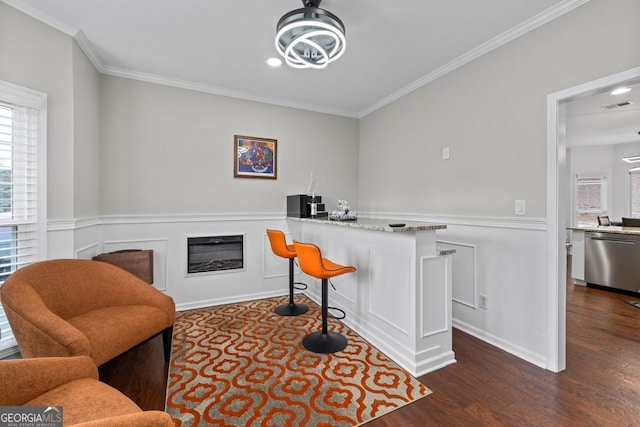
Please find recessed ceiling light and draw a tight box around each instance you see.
[266,57,283,67]
[611,87,631,95]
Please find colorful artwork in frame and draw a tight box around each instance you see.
[233,135,277,179]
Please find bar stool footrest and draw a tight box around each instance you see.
[328,306,346,320]
[303,331,347,354]
[293,282,308,291]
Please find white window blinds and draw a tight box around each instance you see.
[0,81,46,356]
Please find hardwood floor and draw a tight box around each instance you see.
[100,283,640,425]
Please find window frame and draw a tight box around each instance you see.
[629,170,640,219]
[0,79,47,356]
[574,174,608,226]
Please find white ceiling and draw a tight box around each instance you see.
[565,81,640,148]
[4,0,586,118]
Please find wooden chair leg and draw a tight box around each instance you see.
[162,325,173,362]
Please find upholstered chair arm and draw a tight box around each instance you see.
[72,411,175,427]
[0,285,90,359]
[0,356,97,405]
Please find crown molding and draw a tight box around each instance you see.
[358,0,591,118]
[3,0,589,120]
[73,30,105,73]
[1,0,78,36]
[1,1,107,72]
[5,0,359,120]
[100,65,361,119]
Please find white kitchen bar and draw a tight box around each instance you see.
[287,217,456,376]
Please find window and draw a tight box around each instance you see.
[0,81,46,355]
[576,175,607,226]
[630,171,640,218]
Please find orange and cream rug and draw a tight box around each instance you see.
[165,295,431,426]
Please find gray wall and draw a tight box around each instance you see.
[359,0,640,218]
[0,2,76,220]
[98,76,359,216]
[72,41,101,218]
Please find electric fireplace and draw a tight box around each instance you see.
[187,234,244,274]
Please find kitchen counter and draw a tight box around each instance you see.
[287,216,455,376]
[287,216,447,232]
[568,225,640,236]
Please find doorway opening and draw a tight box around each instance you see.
[547,66,640,372]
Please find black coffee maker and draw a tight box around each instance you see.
[287,194,327,218]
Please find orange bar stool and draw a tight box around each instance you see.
[293,241,356,354]
[266,229,309,316]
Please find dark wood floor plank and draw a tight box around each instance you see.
[101,276,640,425]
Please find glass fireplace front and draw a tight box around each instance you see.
[187,235,244,274]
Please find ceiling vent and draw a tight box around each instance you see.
[602,101,633,110]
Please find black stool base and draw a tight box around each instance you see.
[303,331,347,354]
[274,303,309,316]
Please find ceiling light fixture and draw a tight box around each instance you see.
[622,132,640,163]
[266,57,283,67]
[275,0,346,69]
[611,87,631,95]
[623,155,640,163]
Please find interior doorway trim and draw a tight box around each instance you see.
[546,66,640,372]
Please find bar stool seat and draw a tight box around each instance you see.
[266,229,309,316]
[293,241,356,354]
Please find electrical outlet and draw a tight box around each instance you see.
[442,147,450,160]
[479,294,488,310]
[515,199,526,215]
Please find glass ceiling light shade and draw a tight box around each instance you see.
[622,133,640,163]
[275,0,346,69]
[623,155,640,163]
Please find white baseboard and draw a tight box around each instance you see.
[175,289,288,312]
[452,319,547,369]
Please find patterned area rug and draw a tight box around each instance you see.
[165,295,431,426]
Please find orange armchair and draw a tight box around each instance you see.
[0,356,174,426]
[0,259,175,366]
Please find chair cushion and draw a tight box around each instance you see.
[67,305,172,366]
[26,378,141,425]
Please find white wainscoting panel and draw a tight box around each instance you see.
[76,243,99,260]
[368,247,411,336]
[419,255,449,338]
[438,241,477,309]
[326,238,360,305]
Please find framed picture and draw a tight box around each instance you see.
[233,135,277,179]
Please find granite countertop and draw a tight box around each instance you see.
[568,225,640,235]
[287,216,447,232]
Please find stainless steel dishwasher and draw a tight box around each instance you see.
[585,231,640,293]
